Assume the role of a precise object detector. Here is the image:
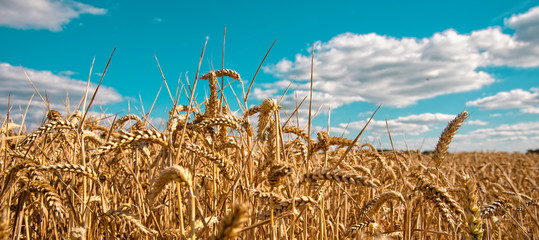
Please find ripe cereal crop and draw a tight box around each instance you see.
[0,56,537,240]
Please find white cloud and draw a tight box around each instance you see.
[340,113,460,136]
[252,88,278,100]
[264,30,495,108]
[452,122,539,152]
[0,0,106,31]
[467,120,488,126]
[469,27,539,67]
[466,88,539,113]
[261,6,539,113]
[393,113,456,125]
[357,120,537,153]
[0,62,123,128]
[505,5,539,42]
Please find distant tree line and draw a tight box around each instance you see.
[374,149,539,154]
[527,149,539,154]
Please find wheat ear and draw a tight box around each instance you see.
[182,142,235,180]
[211,203,248,240]
[29,163,99,181]
[267,164,294,187]
[432,111,468,165]
[345,220,376,237]
[18,119,76,150]
[464,176,483,240]
[96,129,168,156]
[112,114,142,130]
[258,196,316,220]
[147,165,193,202]
[188,115,242,132]
[301,168,377,188]
[480,199,507,218]
[102,209,158,236]
[415,176,465,218]
[47,109,63,121]
[283,125,310,143]
[357,191,405,219]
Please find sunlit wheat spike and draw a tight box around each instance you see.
[188,115,242,132]
[216,138,240,151]
[201,70,242,119]
[102,209,158,236]
[425,195,456,227]
[244,104,262,118]
[432,111,468,165]
[464,176,483,240]
[200,70,219,117]
[362,150,397,181]
[481,199,508,217]
[350,165,372,178]
[166,114,186,133]
[8,150,43,165]
[0,119,20,135]
[228,114,253,134]
[47,109,63,121]
[183,142,235,180]
[257,196,316,220]
[345,220,375,237]
[311,131,330,153]
[169,104,190,117]
[95,129,168,156]
[202,69,242,82]
[251,189,285,203]
[211,203,248,240]
[243,98,278,140]
[328,136,354,148]
[357,191,405,219]
[267,164,294,187]
[147,165,192,202]
[255,98,278,140]
[415,176,465,218]
[82,130,103,146]
[515,199,537,214]
[285,138,308,161]
[112,114,143,130]
[283,125,310,143]
[18,119,76,150]
[29,179,65,219]
[301,168,377,188]
[29,163,99,181]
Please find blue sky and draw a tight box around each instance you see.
[1,0,538,152]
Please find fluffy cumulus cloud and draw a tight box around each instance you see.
[340,113,459,136]
[505,5,539,42]
[264,30,495,108]
[466,88,539,113]
[452,122,539,152]
[261,6,539,114]
[345,117,537,153]
[0,0,106,31]
[0,62,122,127]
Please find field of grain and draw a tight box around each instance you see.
[0,68,537,240]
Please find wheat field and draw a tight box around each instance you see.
[0,68,537,240]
